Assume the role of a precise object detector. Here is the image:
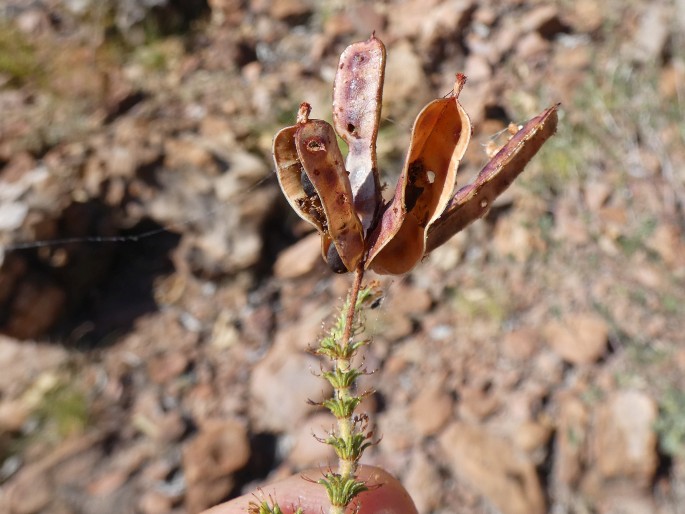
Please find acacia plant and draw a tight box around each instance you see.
[255,35,558,514]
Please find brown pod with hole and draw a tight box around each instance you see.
[333,35,386,233]
[426,103,559,252]
[365,75,472,275]
[273,103,365,273]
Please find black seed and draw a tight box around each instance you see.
[326,244,348,274]
[404,184,424,211]
[301,172,317,197]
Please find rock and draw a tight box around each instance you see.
[520,5,566,38]
[382,40,432,115]
[213,150,269,202]
[269,0,312,22]
[273,232,321,279]
[0,336,68,394]
[501,327,540,360]
[513,419,552,455]
[584,180,612,211]
[249,344,328,432]
[164,138,215,171]
[566,0,603,33]
[132,391,186,443]
[647,223,685,267]
[554,197,590,245]
[404,452,443,513]
[183,419,250,513]
[0,202,28,231]
[417,0,475,48]
[463,54,491,83]
[387,0,442,39]
[594,483,657,514]
[543,313,609,365]
[593,391,658,487]
[384,282,432,316]
[0,399,30,431]
[516,32,549,61]
[185,420,250,478]
[377,406,417,453]
[439,422,546,514]
[457,383,500,422]
[629,6,669,63]
[408,379,453,436]
[554,393,589,487]
[139,490,173,514]
[287,412,337,468]
[6,464,52,514]
[146,350,190,385]
[493,216,542,262]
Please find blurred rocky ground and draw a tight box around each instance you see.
[0,1,684,513]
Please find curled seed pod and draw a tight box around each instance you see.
[365,75,472,275]
[273,103,364,272]
[273,121,327,233]
[426,103,559,252]
[294,120,365,272]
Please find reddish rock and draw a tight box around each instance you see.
[287,412,337,468]
[273,232,321,279]
[543,313,609,365]
[183,419,250,513]
[439,422,546,514]
[501,327,540,360]
[404,452,443,513]
[409,380,453,436]
[554,393,589,487]
[593,391,658,487]
[249,345,328,432]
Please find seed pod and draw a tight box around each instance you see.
[273,106,328,234]
[333,35,385,233]
[426,103,559,252]
[365,75,472,275]
[295,119,365,272]
[273,103,365,273]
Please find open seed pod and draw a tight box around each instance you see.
[333,35,386,233]
[426,103,559,252]
[365,75,472,275]
[273,104,365,273]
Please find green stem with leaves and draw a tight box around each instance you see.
[250,267,377,514]
[316,265,378,514]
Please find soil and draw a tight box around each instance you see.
[0,1,684,513]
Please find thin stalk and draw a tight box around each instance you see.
[331,264,365,514]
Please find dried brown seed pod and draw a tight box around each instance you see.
[365,75,471,275]
[333,35,386,233]
[274,38,559,276]
[426,103,559,252]
[273,104,365,273]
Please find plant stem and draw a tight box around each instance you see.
[342,264,365,347]
[336,265,364,495]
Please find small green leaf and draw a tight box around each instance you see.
[318,473,368,507]
[322,396,362,419]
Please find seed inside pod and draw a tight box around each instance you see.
[301,171,317,197]
[326,243,348,274]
